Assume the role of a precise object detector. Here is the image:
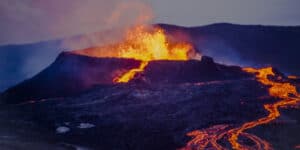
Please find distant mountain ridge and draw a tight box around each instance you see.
[1,23,300,91]
[158,23,300,74]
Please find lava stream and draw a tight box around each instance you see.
[182,67,300,150]
[114,61,148,83]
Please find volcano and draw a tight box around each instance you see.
[0,51,250,104]
[0,26,300,150]
[1,23,300,92]
[1,26,250,104]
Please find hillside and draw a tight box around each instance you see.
[1,23,300,91]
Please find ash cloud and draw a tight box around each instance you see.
[0,0,153,45]
[61,0,154,51]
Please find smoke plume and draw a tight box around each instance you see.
[0,0,154,45]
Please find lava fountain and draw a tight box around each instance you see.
[182,67,300,150]
[74,25,199,83]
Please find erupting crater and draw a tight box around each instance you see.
[73,25,200,83]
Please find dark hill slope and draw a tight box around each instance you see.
[0,52,140,103]
[1,52,250,104]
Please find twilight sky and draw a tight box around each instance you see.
[0,0,300,45]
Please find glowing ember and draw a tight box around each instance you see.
[182,67,300,150]
[288,75,299,80]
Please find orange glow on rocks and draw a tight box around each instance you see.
[288,75,299,80]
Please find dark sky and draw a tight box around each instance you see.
[1,0,300,45]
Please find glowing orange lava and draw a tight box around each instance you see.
[75,26,196,83]
[111,26,195,83]
[73,25,196,83]
[182,67,300,150]
[113,61,149,83]
[75,26,195,61]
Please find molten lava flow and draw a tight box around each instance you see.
[228,67,300,149]
[182,67,300,150]
[113,61,149,83]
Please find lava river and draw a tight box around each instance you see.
[181,67,300,150]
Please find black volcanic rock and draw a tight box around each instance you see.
[140,57,249,84]
[200,55,214,64]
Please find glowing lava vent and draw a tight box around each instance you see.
[74,25,200,83]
